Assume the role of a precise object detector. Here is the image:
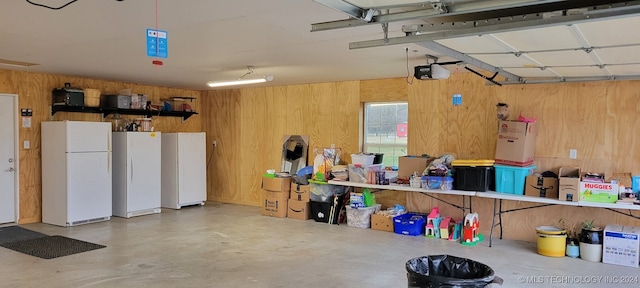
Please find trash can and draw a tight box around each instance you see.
[406,255,502,288]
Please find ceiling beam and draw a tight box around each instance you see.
[312,7,439,32]
[509,75,640,85]
[312,0,370,20]
[311,0,627,32]
[416,41,523,83]
[349,2,640,49]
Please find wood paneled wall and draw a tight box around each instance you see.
[0,69,201,224]
[3,67,639,243]
[202,82,361,205]
[204,72,640,242]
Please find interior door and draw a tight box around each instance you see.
[0,94,17,224]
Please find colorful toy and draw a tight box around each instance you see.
[461,213,484,246]
[439,217,453,239]
[449,220,462,241]
[425,207,442,238]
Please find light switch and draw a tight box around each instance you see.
[24,140,30,149]
[569,149,577,159]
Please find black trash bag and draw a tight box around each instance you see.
[406,255,502,288]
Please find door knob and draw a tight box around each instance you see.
[8,158,13,163]
[6,167,14,172]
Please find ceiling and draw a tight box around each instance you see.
[1,0,640,90]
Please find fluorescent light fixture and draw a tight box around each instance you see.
[0,58,38,67]
[206,66,274,88]
[206,76,273,88]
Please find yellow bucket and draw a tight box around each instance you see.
[537,233,567,257]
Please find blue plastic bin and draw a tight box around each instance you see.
[494,165,536,195]
[632,175,640,192]
[393,213,426,236]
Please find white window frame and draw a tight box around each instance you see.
[362,102,408,168]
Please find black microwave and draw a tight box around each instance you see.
[52,83,84,106]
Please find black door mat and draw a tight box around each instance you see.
[0,235,106,259]
[0,226,48,245]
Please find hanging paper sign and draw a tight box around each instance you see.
[146,29,168,58]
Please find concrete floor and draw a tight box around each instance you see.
[1,202,638,288]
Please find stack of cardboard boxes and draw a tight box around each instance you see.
[260,175,314,220]
[288,183,311,220]
[261,176,291,218]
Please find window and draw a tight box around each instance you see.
[363,102,408,168]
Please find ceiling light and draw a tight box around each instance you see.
[0,58,38,67]
[207,76,273,88]
[206,66,273,88]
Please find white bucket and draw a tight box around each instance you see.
[580,242,602,262]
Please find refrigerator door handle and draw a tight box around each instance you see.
[107,130,112,152]
[131,159,134,182]
[108,152,112,174]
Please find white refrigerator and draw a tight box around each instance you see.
[161,132,206,209]
[112,132,162,218]
[41,121,112,227]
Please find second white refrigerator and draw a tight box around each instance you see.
[161,132,206,209]
[112,132,162,218]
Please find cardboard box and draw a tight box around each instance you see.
[287,199,310,220]
[579,181,619,203]
[398,156,432,179]
[610,172,632,188]
[524,175,559,198]
[290,183,310,202]
[559,167,580,202]
[494,120,537,166]
[371,213,395,232]
[262,176,291,192]
[603,224,640,268]
[261,190,288,218]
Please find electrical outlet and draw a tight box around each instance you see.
[569,149,577,159]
